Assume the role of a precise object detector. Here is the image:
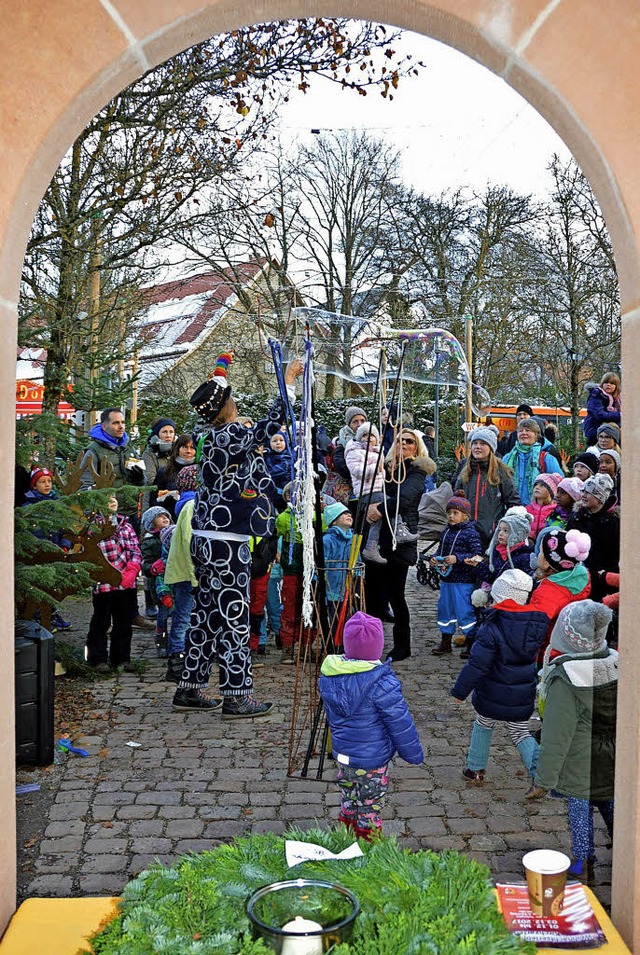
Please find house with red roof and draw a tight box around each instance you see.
[136,259,303,399]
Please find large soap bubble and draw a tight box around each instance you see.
[269,306,491,418]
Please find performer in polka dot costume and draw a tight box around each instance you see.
[172,352,303,717]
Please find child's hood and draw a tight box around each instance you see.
[547,562,590,596]
[320,656,388,716]
[321,654,380,676]
[324,524,353,542]
[548,647,618,690]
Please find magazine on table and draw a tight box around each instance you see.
[496,882,607,948]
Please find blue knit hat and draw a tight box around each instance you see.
[324,502,350,527]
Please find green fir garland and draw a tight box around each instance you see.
[89,828,534,955]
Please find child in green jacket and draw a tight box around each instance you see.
[530,599,617,883]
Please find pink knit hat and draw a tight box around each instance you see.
[533,473,563,498]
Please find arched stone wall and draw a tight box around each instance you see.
[2,1,639,945]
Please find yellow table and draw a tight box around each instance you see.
[495,886,630,954]
[0,898,119,954]
[0,889,631,953]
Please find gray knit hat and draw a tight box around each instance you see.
[468,424,499,454]
[582,472,614,504]
[596,422,620,442]
[345,406,367,429]
[549,599,612,656]
[491,569,533,606]
[488,506,533,572]
[141,506,172,532]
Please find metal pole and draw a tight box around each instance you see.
[434,336,440,459]
[464,314,473,447]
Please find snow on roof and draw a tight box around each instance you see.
[136,262,267,387]
[16,347,47,382]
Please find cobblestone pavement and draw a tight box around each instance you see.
[16,574,612,905]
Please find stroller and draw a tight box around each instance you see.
[416,482,454,590]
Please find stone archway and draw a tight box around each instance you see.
[2,1,639,945]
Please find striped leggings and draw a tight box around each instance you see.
[467,713,539,776]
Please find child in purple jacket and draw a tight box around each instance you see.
[319,611,423,839]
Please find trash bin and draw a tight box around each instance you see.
[15,619,55,766]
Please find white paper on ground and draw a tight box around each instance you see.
[285,840,364,868]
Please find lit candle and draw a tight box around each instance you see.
[280,915,324,955]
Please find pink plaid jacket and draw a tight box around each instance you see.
[94,516,142,594]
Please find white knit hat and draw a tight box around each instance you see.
[490,569,534,606]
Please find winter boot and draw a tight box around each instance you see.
[431,635,452,655]
[155,628,168,658]
[280,646,295,665]
[339,813,357,832]
[356,826,381,843]
[462,768,486,784]
[361,542,387,564]
[569,857,596,884]
[165,653,184,683]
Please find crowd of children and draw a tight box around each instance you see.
[20,367,623,860]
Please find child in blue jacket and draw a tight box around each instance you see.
[319,611,423,839]
[322,502,362,632]
[430,490,483,655]
[452,569,549,790]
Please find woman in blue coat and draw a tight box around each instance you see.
[319,611,423,839]
[452,570,551,789]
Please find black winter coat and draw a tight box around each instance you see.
[378,457,432,567]
[566,497,620,600]
[454,458,520,546]
[451,601,551,721]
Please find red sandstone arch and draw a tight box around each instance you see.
[2,1,639,945]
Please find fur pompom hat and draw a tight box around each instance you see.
[550,599,612,656]
[446,489,471,514]
[541,528,591,571]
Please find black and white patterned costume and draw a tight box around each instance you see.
[179,396,291,696]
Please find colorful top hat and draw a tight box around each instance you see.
[189,352,233,422]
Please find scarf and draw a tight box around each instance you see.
[503,441,543,505]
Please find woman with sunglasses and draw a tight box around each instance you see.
[364,428,436,662]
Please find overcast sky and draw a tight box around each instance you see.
[277,30,572,199]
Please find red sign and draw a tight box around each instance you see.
[15,380,75,419]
